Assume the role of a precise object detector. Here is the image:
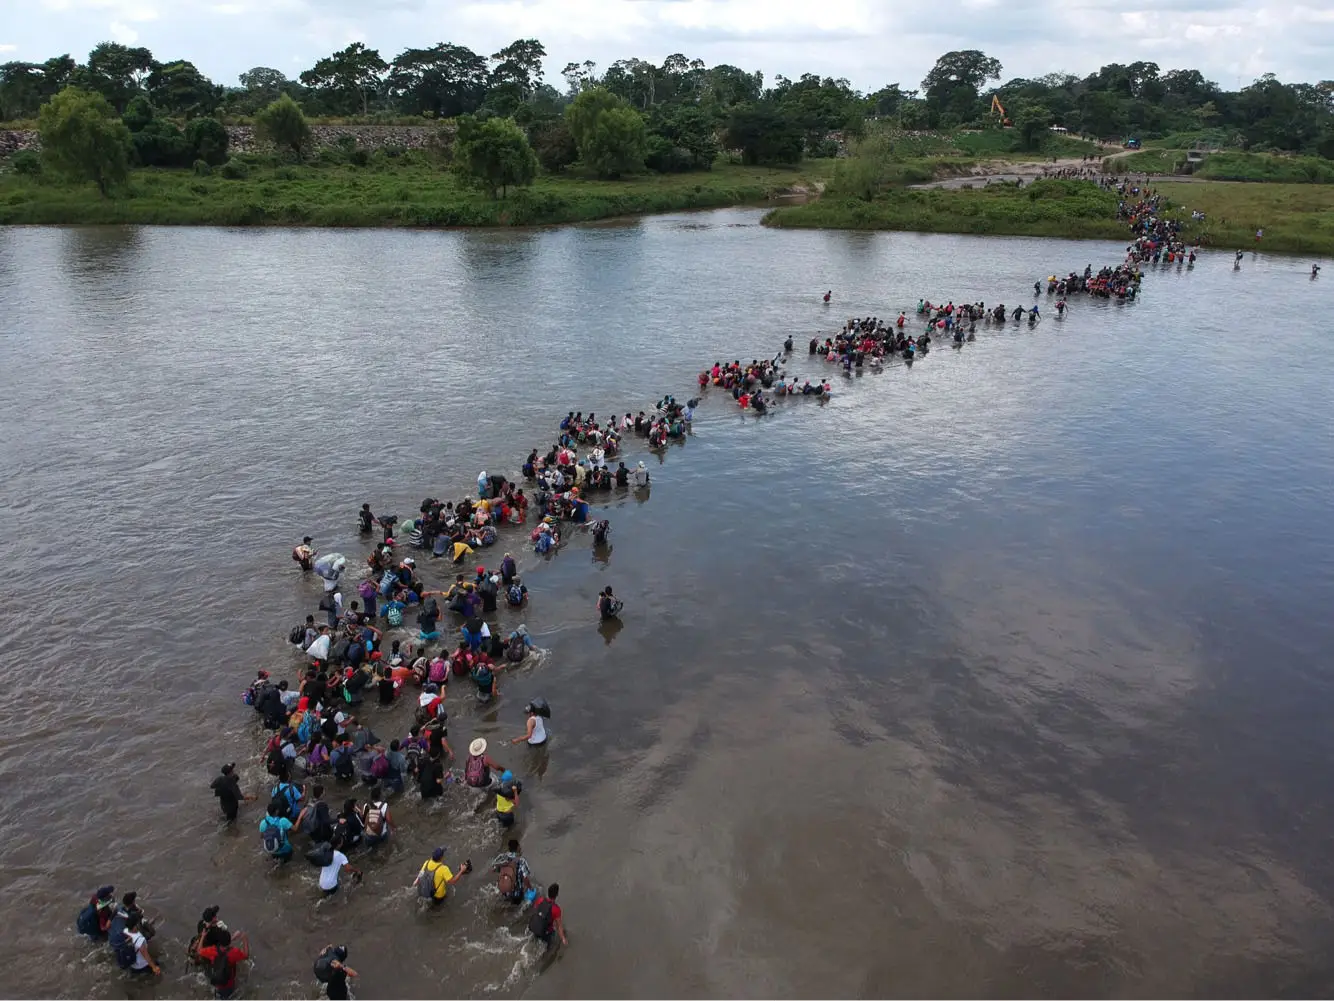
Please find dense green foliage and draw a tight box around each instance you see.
[451,115,538,197]
[0,159,833,226]
[37,86,131,195]
[254,94,311,157]
[5,40,1330,178]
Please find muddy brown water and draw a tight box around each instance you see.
[1,215,1332,999]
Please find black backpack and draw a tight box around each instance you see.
[528,898,554,938]
[313,949,336,982]
[207,948,232,987]
[288,625,304,645]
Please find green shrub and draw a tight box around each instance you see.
[11,149,42,176]
[192,158,212,176]
[349,148,370,167]
[220,159,249,179]
[185,117,229,165]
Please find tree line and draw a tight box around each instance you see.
[7,42,1333,199]
[5,41,1333,156]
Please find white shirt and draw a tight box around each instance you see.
[128,930,149,970]
[529,715,547,745]
[306,635,332,661]
[319,850,348,891]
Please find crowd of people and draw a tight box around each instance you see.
[77,393,711,996]
[80,179,1288,995]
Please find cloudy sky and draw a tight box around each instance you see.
[4,0,1331,92]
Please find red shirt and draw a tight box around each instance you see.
[197,945,248,990]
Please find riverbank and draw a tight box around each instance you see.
[0,160,834,227]
[763,178,1334,256]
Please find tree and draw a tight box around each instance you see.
[489,39,546,100]
[724,102,803,165]
[702,64,762,109]
[386,44,489,118]
[300,42,387,116]
[239,66,287,96]
[131,117,192,166]
[1014,101,1053,149]
[185,116,229,164]
[560,60,598,96]
[582,105,646,177]
[38,86,131,195]
[867,83,906,118]
[122,94,155,132]
[922,50,1001,123]
[452,115,537,197]
[565,87,628,148]
[255,93,311,157]
[0,62,45,120]
[648,104,720,170]
[529,119,578,172]
[83,41,155,112]
[147,60,220,117]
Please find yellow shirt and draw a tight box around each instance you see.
[424,860,453,899]
[495,790,516,814]
[451,542,474,561]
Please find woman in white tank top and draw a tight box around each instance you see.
[511,704,548,746]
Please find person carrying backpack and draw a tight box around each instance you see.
[197,929,249,1000]
[269,779,303,821]
[76,885,117,940]
[361,787,392,850]
[463,738,502,789]
[118,912,159,976]
[527,883,567,949]
[490,839,533,904]
[296,785,334,843]
[313,944,357,1001]
[597,586,623,621]
[414,847,473,904]
[471,659,498,703]
[258,802,294,861]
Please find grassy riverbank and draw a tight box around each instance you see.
[765,177,1334,256]
[0,160,835,227]
[1155,182,1334,255]
[765,179,1130,240]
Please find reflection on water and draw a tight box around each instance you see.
[0,214,1331,999]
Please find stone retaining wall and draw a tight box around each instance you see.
[1,124,449,157]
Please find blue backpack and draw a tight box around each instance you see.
[535,534,553,554]
[507,585,524,606]
[260,818,286,855]
[110,929,137,969]
[75,902,99,938]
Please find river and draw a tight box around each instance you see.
[1,212,1332,999]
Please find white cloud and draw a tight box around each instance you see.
[3,0,1330,92]
[108,19,139,43]
[0,43,17,52]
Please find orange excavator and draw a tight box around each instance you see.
[990,94,1013,128]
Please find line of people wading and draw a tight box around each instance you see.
[73,180,1317,996]
[75,395,717,997]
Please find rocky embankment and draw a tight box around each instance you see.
[2,124,445,157]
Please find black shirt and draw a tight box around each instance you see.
[211,773,241,807]
[419,758,444,799]
[478,579,498,613]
